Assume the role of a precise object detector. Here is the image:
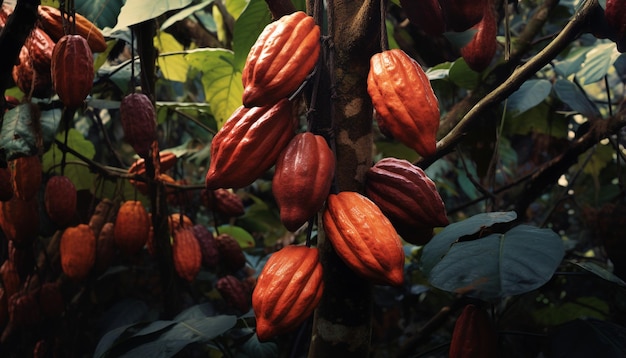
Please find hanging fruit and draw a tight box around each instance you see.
[60,224,96,281]
[113,201,151,256]
[9,155,42,201]
[172,228,202,282]
[44,175,77,227]
[217,275,251,312]
[119,93,157,158]
[37,5,107,52]
[400,0,445,35]
[605,0,626,52]
[440,0,485,32]
[0,196,39,244]
[460,4,498,72]
[449,304,498,358]
[51,35,94,108]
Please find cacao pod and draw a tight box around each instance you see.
[44,175,77,227]
[367,49,440,158]
[0,167,13,201]
[449,304,498,358]
[114,201,150,255]
[0,288,6,329]
[9,291,41,328]
[460,4,497,72]
[172,228,202,282]
[51,35,94,108]
[205,99,297,189]
[365,157,448,245]
[38,282,64,318]
[273,132,335,232]
[216,234,246,272]
[12,28,55,98]
[37,5,107,52]
[120,93,157,158]
[217,275,250,312]
[323,191,405,286]
[440,0,485,32]
[0,196,39,244]
[9,241,35,281]
[242,11,320,107]
[88,198,116,238]
[60,224,96,281]
[192,224,219,269]
[202,188,245,217]
[168,213,193,233]
[252,245,323,341]
[128,151,177,176]
[605,0,626,52]
[10,155,42,201]
[95,222,116,273]
[400,0,445,35]
[0,260,21,300]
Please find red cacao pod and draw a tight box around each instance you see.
[366,157,448,245]
[449,304,498,358]
[216,234,246,272]
[38,5,107,52]
[192,224,219,269]
[323,191,405,286]
[60,224,96,281]
[172,228,202,282]
[44,175,77,227]
[400,0,445,35]
[10,155,42,201]
[367,49,440,158]
[88,198,116,238]
[0,196,39,244]
[217,275,250,312]
[114,201,150,255]
[12,28,55,98]
[0,167,13,201]
[95,222,116,273]
[0,260,21,300]
[460,4,497,72]
[205,99,297,189]
[8,291,41,328]
[440,0,485,32]
[242,11,320,107]
[38,282,64,318]
[273,132,335,232]
[51,35,94,108]
[8,242,35,281]
[202,189,245,217]
[605,0,626,52]
[252,245,323,341]
[0,288,7,329]
[120,93,157,158]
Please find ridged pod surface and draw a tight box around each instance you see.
[120,93,157,158]
[605,0,626,52]
[460,4,497,72]
[44,175,77,227]
[367,49,440,158]
[0,196,39,244]
[449,304,498,358]
[10,155,42,201]
[51,35,94,108]
[399,0,445,35]
[12,28,55,98]
[172,228,202,282]
[217,275,250,312]
[273,133,335,232]
[113,201,150,255]
[252,246,323,341]
[323,191,405,286]
[0,168,12,201]
[60,224,96,281]
[37,5,107,52]
[205,99,296,189]
[242,11,320,107]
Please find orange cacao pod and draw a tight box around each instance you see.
[60,224,96,281]
[114,201,150,255]
[192,224,219,269]
[128,152,177,176]
[51,35,94,108]
[95,222,116,273]
[217,275,250,312]
[440,0,485,32]
[400,0,445,35]
[460,5,497,72]
[0,196,39,244]
[205,99,297,189]
[10,155,42,201]
[366,157,448,245]
[120,93,157,158]
[252,246,323,341]
[273,132,335,232]
[8,291,41,328]
[202,189,245,217]
[323,191,405,286]
[449,304,498,358]
[37,5,107,52]
[44,175,77,227]
[0,167,13,201]
[168,213,193,233]
[216,234,246,272]
[367,49,440,158]
[172,228,202,282]
[242,11,320,107]
[605,0,626,52]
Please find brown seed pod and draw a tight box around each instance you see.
[51,35,94,108]
[192,224,219,269]
[120,93,157,158]
[460,4,498,72]
[38,282,64,319]
[172,228,202,282]
[217,275,250,312]
[168,213,193,233]
[0,288,7,329]
[113,201,150,255]
[12,28,55,98]
[449,304,498,358]
[10,155,42,201]
[8,291,41,329]
[44,175,77,227]
[88,198,116,238]
[60,224,96,281]
[0,260,21,300]
[0,196,40,244]
[95,222,116,273]
[216,234,246,272]
[37,5,107,52]
[202,189,245,217]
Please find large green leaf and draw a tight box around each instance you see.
[160,0,214,30]
[113,0,194,31]
[185,48,243,128]
[42,129,96,191]
[506,79,552,116]
[449,58,480,90]
[0,104,40,159]
[232,0,272,71]
[553,79,601,118]
[216,225,255,248]
[553,46,590,77]
[578,42,620,85]
[154,32,189,82]
[76,0,125,29]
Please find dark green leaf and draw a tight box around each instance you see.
[546,318,626,357]
[506,79,552,116]
[160,0,214,30]
[233,0,272,71]
[570,261,626,287]
[449,58,480,90]
[239,331,279,358]
[160,315,237,341]
[553,47,589,77]
[174,303,217,322]
[40,108,63,149]
[578,43,620,85]
[0,104,39,159]
[553,79,601,118]
[76,0,125,29]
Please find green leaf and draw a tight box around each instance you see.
[0,104,40,159]
[40,107,63,149]
[233,0,272,71]
[533,297,610,326]
[160,0,214,30]
[506,79,552,116]
[504,101,568,137]
[42,129,96,191]
[553,46,590,77]
[216,225,255,248]
[154,32,189,82]
[449,58,480,90]
[113,0,194,31]
[186,48,243,128]
[546,318,626,357]
[579,143,613,179]
[76,0,125,29]
[159,315,237,341]
[553,79,601,118]
[578,43,620,85]
[224,0,249,20]
[570,261,626,287]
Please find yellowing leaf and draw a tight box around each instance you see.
[42,129,96,191]
[154,32,189,82]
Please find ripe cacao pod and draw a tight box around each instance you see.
[128,152,177,176]
[205,99,297,189]
[10,155,42,201]
[216,234,246,272]
[114,201,150,255]
[202,189,245,217]
[44,175,77,227]
[0,260,21,300]
[37,5,107,52]
[12,28,55,98]
[38,282,64,318]
[172,228,202,282]
[95,222,116,273]
[440,0,485,32]
[273,132,335,232]
[449,304,498,358]
[88,198,116,238]
[0,196,39,244]
[242,11,320,107]
[367,49,440,158]
[460,4,497,72]
[252,245,323,341]
[217,275,250,312]
[366,157,448,245]
[192,224,219,269]
[0,288,7,328]
[60,224,96,281]
[168,213,193,233]
[9,291,41,328]
[605,0,626,52]
[323,191,405,286]
[0,167,13,201]
[51,35,94,108]
[400,0,445,35]
[120,93,157,158]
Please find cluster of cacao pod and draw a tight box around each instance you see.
[400,0,498,72]
[1,5,106,104]
[449,304,498,358]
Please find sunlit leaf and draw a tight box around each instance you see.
[506,79,552,116]
[578,43,620,85]
[533,297,609,326]
[553,79,601,118]
[113,0,194,31]
[160,0,214,30]
[553,46,589,77]
[216,225,255,248]
[232,0,272,71]
[42,129,96,191]
[154,32,189,82]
